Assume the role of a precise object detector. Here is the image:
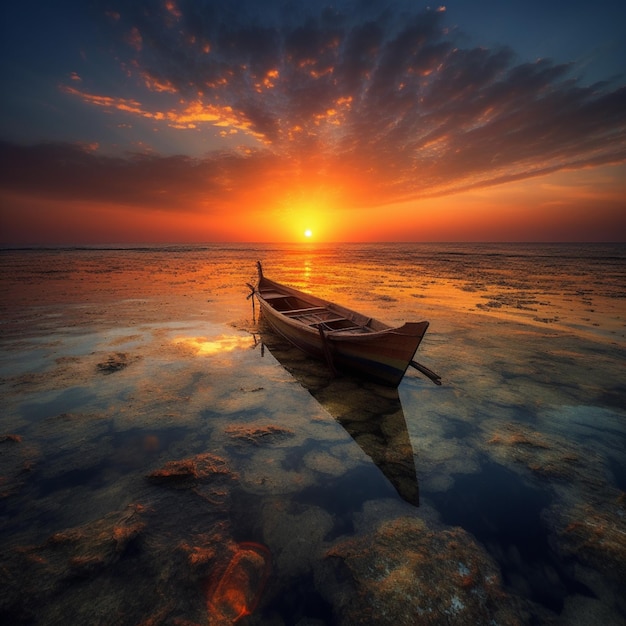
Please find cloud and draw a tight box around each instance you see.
[5,0,626,215]
[60,84,260,134]
[0,140,288,212]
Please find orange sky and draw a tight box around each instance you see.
[1,1,625,244]
[2,163,624,244]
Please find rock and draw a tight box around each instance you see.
[147,453,236,487]
[96,352,137,374]
[225,424,295,446]
[318,516,527,625]
[1,505,146,621]
[550,499,626,583]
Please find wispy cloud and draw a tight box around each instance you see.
[3,0,626,214]
[60,85,260,134]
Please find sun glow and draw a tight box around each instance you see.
[173,335,252,355]
[304,229,312,238]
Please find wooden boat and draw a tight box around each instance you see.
[250,262,439,388]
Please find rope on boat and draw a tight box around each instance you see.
[317,326,337,377]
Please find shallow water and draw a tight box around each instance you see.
[1,243,625,625]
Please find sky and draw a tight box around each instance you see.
[1,0,625,244]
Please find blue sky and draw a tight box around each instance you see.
[2,1,624,154]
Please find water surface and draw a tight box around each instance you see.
[1,243,625,624]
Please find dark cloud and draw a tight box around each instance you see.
[0,140,283,211]
[3,0,625,212]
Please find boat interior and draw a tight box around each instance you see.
[259,288,374,333]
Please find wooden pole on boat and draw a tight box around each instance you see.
[318,327,338,376]
[409,360,442,385]
[246,283,256,322]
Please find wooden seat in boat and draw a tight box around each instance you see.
[284,306,327,316]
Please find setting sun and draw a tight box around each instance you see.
[304,229,312,238]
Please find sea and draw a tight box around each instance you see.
[1,242,625,625]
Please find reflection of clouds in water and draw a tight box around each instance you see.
[540,405,625,442]
[173,334,254,356]
[303,449,356,477]
[219,400,370,497]
[400,379,481,493]
[537,404,626,492]
[261,502,334,577]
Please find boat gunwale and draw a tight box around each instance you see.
[252,263,436,387]
[255,276,427,341]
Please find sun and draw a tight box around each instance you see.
[304,229,312,238]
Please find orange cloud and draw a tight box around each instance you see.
[164,1,182,19]
[125,26,142,51]
[60,85,263,138]
[142,73,178,93]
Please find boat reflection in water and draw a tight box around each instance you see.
[257,320,419,507]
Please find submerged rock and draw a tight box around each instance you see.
[0,434,36,499]
[319,516,527,625]
[0,434,22,443]
[550,498,626,584]
[486,424,601,484]
[147,453,236,487]
[225,424,295,446]
[1,505,146,622]
[96,352,138,374]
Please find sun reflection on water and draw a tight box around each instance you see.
[173,335,253,355]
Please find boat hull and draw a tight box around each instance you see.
[257,293,428,388]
